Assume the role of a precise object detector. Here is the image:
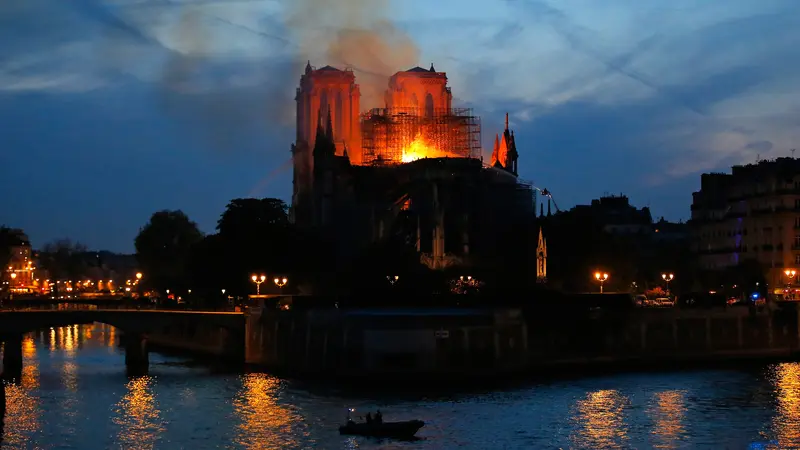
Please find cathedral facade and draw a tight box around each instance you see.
[290,63,532,271]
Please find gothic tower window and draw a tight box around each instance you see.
[335,91,343,139]
[425,93,434,118]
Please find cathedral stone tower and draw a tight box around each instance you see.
[292,62,361,225]
[384,65,452,114]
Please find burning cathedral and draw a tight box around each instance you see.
[290,63,534,270]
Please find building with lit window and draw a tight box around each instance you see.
[690,157,800,290]
[4,229,35,293]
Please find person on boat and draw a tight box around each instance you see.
[375,410,383,424]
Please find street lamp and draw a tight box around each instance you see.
[594,272,609,293]
[785,269,797,294]
[785,269,796,282]
[274,277,288,290]
[135,272,143,281]
[251,274,266,294]
[661,273,675,294]
[387,275,399,285]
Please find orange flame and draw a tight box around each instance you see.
[401,133,442,163]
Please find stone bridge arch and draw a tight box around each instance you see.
[0,310,246,379]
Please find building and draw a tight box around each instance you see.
[690,157,800,288]
[290,63,533,272]
[3,229,34,293]
[569,195,653,235]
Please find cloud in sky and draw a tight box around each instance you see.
[1,0,799,251]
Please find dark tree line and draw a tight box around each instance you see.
[134,198,338,303]
[537,212,690,293]
[132,196,541,301]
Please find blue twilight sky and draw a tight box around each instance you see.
[1,0,799,252]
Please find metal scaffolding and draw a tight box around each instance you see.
[360,107,482,165]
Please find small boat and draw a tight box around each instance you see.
[339,419,425,439]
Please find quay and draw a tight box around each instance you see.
[1,295,799,384]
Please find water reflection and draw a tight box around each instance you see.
[570,389,630,449]
[233,373,305,449]
[648,390,687,448]
[21,336,39,390]
[770,363,800,447]
[113,376,165,450]
[2,381,40,447]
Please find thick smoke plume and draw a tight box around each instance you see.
[284,0,420,109]
[75,0,419,155]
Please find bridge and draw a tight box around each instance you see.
[0,307,246,380]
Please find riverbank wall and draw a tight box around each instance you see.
[244,305,529,379]
[132,296,800,381]
[242,301,800,381]
[527,305,800,370]
[136,319,245,364]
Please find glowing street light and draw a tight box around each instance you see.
[251,274,266,295]
[274,277,288,290]
[387,275,399,285]
[661,273,675,294]
[594,272,609,293]
[785,269,797,289]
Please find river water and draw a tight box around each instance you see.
[0,323,798,449]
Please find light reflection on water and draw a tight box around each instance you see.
[649,390,687,449]
[570,389,630,449]
[770,363,800,447]
[113,376,165,450]
[2,323,800,448]
[232,374,308,449]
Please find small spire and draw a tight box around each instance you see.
[325,108,334,141]
[430,63,436,72]
[305,60,312,74]
[505,112,509,131]
[547,199,552,217]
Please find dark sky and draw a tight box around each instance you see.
[2,0,799,252]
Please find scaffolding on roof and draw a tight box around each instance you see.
[360,107,482,165]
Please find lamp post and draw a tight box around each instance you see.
[387,275,399,285]
[785,269,796,299]
[251,274,266,295]
[134,272,143,298]
[661,273,675,295]
[785,269,796,285]
[594,272,609,294]
[274,277,287,291]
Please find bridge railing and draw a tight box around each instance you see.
[0,303,242,313]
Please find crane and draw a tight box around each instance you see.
[532,186,561,213]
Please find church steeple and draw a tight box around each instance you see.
[305,60,312,74]
[313,107,335,160]
[490,134,502,167]
[536,227,547,283]
[325,108,334,142]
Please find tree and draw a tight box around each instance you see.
[134,210,204,293]
[216,198,289,236]
[39,239,89,285]
[211,198,297,294]
[0,226,16,272]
